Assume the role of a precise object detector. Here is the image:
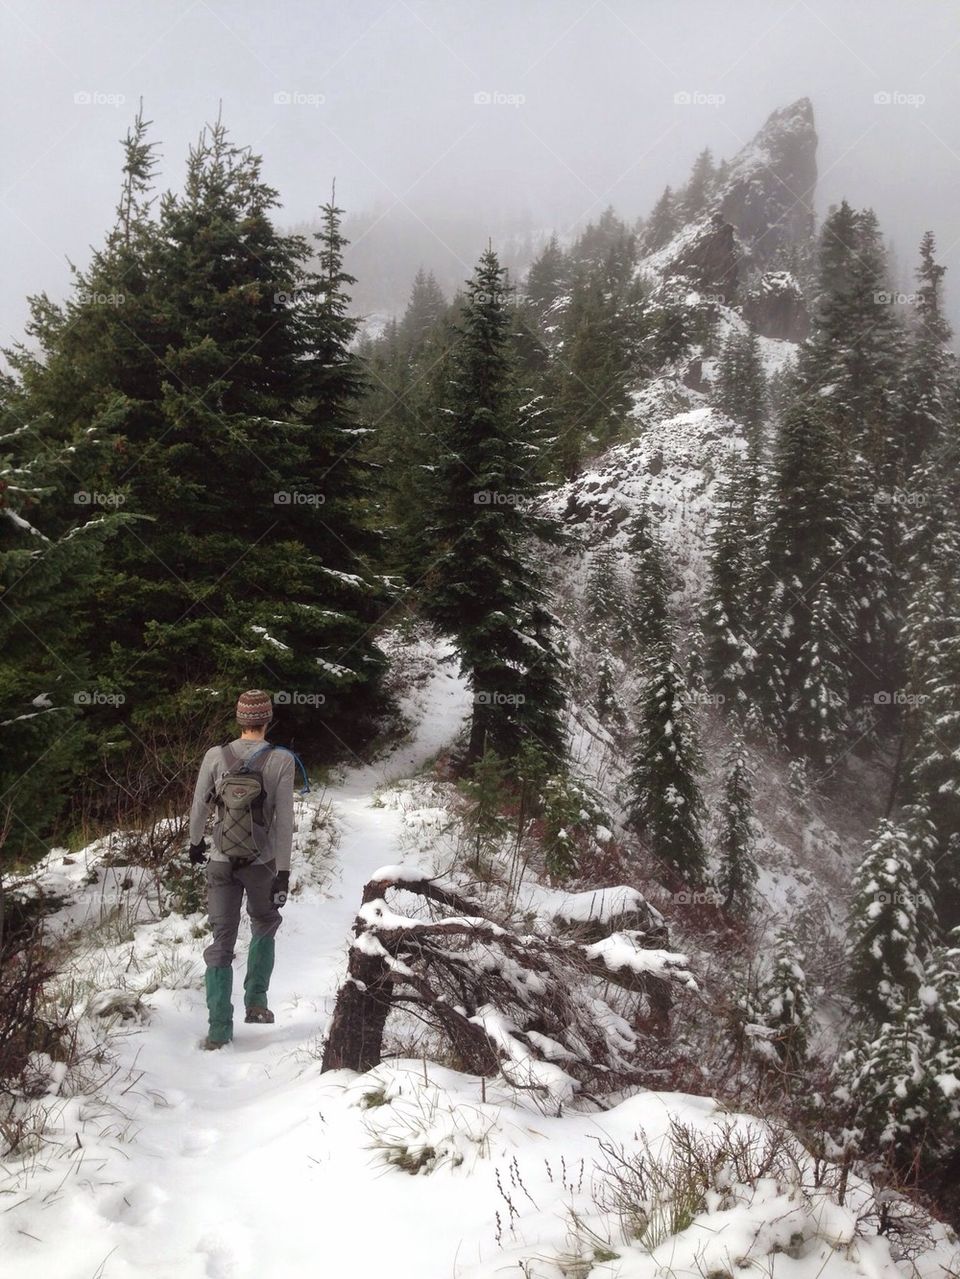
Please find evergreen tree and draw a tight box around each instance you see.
[801,202,902,438]
[902,533,960,927]
[9,117,388,767]
[900,232,954,474]
[365,295,457,579]
[593,650,626,729]
[702,457,765,717]
[541,772,585,884]
[419,248,566,762]
[712,327,767,452]
[678,148,716,222]
[0,407,129,864]
[460,747,509,874]
[584,541,628,642]
[836,928,960,1177]
[796,203,904,705]
[625,506,672,660]
[716,736,758,918]
[846,810,938,1025]
[642,186,677,253]
[626,650,708,886]
[545,262,643,477]
[397,267,447,352]
[570,207,636,279]
[757,395,857,764]
[762,929,810,1073]
[524,234,569,324]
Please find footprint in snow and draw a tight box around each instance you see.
[198,1229,252,1278]
[97,1182,167,1226]
[180,1126,220,1155]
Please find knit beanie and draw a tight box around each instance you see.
[236,688,273,726]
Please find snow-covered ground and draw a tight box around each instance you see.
[2,642,957,1279]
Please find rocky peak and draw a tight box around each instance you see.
[717,97,818,265]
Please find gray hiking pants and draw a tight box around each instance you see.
[203,859,282,968]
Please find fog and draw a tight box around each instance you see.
[3,0,960,342]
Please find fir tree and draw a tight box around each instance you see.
[702,457,765,717]
[762,929,810,1073]
[545,263,641,476]
[627,650,708,886]
[420,248,566,763]
[712,327,767,453]
[524,234,569,324]
[796,203,904,705]
[900,232,954,474]
[0,408,129,864]
[584,541,628,642]
[846,810,938,1025]
[678,148,716,222]
[642,185,677,253]
[460,747,509,875]
[757,395,857,764]
[593,650,626,729]
[902,534,960,927]
[397,267,447,352]
[836,928,960,1176]
[625,506,672,660]
[716,736,758,918]
[10,118,388,764]
[366,297,457,579]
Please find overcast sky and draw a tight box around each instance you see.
[3,0,960,346]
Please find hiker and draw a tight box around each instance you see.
[188,689,295,1050]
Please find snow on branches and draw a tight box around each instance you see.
[322,866,697,1098]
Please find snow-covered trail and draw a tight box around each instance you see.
[4,656,507,1279]
[7,649,951,1279]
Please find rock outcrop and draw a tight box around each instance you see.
[717,97,818,267]
[742,269,809,341]
[640,98,818,313]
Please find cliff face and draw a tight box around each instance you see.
[717,97,818,266]
[640,98,817,343]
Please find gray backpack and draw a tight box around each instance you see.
[212,744,274,860]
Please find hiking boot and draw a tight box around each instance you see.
[244,1005,275,1024]
[200,1035,230,1050]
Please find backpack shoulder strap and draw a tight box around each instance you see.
[268,744,311,794]
[245,743,275,772]
[221,743,241,773]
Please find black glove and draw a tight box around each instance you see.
[271,870,290,907]
[189,839,208,865]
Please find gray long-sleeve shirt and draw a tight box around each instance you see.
[189,739,295,872]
